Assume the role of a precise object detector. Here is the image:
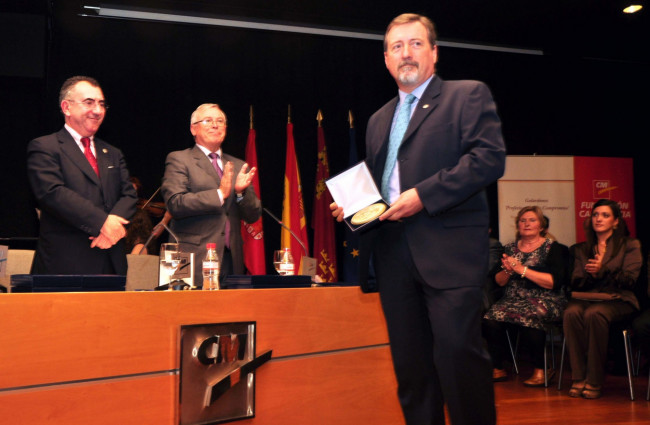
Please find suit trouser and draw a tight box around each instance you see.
[563,299,636,386]
[374,222,495,425]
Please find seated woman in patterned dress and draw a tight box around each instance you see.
[483,206,570,386]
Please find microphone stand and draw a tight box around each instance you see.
[137,211,173,255]
[263,207,316,276]
[263,208,307,257]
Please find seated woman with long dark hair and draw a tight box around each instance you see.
[483,206,570,386]
[564,199,642,399]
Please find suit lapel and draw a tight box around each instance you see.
[372,97,399,181]
[220,153,236,210]
[191,145,219,180]
[95,139,113,200]
[58,129,101,185]
[401,76,442,145]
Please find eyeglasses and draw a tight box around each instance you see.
[192,118,227,127]
[67,98,109,110]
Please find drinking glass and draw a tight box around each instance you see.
[160,243,181,287]
[273,248,295,276]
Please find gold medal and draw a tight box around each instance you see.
[350,203,387,225]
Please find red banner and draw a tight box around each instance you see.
[282,122,309,272]
[311,125,337,282]
[241,128,266,275]
[573,156,635,242]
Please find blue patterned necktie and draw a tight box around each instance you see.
[381,93,416,200]
[209,152,230,248]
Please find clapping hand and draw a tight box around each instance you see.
[219,161,234,198]
[234,163,256,193]
[585,253,602,276]
[501,254,520,275]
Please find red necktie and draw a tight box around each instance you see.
[81,137,100,177]
[209,152,230,248]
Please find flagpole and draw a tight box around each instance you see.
[342,109,360,284]
[282,103,310,273]
[240,104,266,274]
[311,108,338,282]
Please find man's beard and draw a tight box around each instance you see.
[397,61,419,85]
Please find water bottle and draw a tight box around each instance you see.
[202,243,220,290]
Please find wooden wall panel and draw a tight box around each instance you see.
[0,348,403,425]
[0,287,402,424]
[253,345,404,425]
[0,374,176,425]
[0,288,388,389]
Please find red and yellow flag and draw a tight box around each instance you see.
[311,111,337,282]
[282,121,309,272]
[241,115,266,275]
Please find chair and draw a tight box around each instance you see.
[0,249,36,293]
[126,254,160,291]
[506,321,562,387]
[557,323,636,400]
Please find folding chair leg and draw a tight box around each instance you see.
[506,329,519,375]
[558,336,566,391]
[544,341,549,387]
[548,327,557,370]
[623,329,635,401]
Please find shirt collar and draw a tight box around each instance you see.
[196,143,222,158]
[65,124,93,146]
[397,74,435,104]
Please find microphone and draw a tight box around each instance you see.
[262,207,317,276]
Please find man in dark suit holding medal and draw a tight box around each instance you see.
[27,76,137,275]
[332,13,505,425]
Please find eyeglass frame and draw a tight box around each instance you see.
[65,98,110,110]
[192,118,227,127]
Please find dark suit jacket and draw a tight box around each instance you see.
[570,238,643,309]
[361,76,506,291]
[27,128,137,274]
[161,145,262,285]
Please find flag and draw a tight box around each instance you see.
[241,114,266,275]
[282,120,309,273]
[311,111,338,282]
[342,111,360,283]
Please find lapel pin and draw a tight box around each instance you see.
[422,104,430,109]
[102,148,108,153]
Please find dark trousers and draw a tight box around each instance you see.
[563,299,636,386]
[374,223,495,425]
[482,320,547,369]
